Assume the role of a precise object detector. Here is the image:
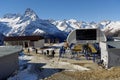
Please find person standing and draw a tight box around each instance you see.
[59,47,63,58]
[35,49,38,54]
[28,48,30,53]
[69,43,75,58]
[51,50,55,58]
[82,43,91,60]
[59,46,64,60]
[47,50,49,56]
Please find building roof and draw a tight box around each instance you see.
[0,46,22,57]
[4,35,44,41]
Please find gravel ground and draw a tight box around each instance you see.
[45,67,120,80]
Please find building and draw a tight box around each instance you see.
[0,46,22,79]
[67,28,106,44]
[4,35,44,48]
[100,41,120,68]
[67,28,120,68]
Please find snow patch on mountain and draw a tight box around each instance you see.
[33,29,45,34]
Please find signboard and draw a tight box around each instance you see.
[76,29,97,40]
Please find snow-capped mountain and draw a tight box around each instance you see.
[0,8,120,41]
[51,19,100,35]
[103,21,120,36]
[0,8,67,40]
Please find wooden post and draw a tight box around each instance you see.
[28,41,30,48]
[28,41,30,55]
[22,41,25,48]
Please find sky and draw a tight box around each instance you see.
[0,0,120,22]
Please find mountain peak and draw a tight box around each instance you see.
[68,19,77,22]
[3,13,21,19]
[24,8,35,15]
[23,8,39,21]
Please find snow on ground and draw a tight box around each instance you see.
[8,65,38,80]
[18,52,33,69]
[42,61,90,71]
[8,52,38,80]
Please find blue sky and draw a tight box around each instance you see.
[0,0,120,22]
